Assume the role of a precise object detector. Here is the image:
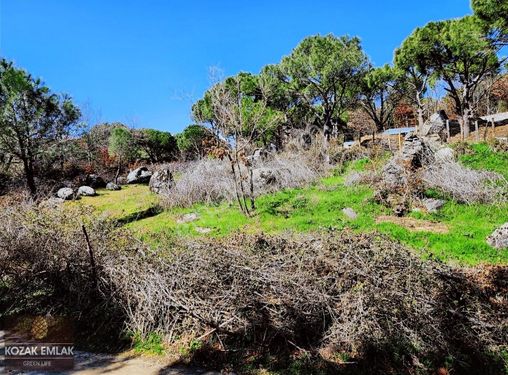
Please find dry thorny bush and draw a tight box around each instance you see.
[1,202,507,372]
[161,152,319,208]
[422,161,507,204]
[346,144,507,206]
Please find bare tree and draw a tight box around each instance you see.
[197,68,282,216]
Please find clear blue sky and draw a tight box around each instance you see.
[0,0,472,133]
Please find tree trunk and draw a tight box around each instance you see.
[462,88,471,139]
[22,158,37,198]
[114,158,121,184]
[415,89,425,131]
[462,111,471,139]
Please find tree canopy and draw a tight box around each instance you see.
[277,34,369,136]
[135,129,178,163]
[472,0,508,46]
[0,59,81,196]
[395,16,499,136]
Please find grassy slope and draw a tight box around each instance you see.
[459,143,508,179]
[75,145,508,266]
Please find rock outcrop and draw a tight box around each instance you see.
[149,168,174,195]
[420,110,448,142]
[127,167,152,184]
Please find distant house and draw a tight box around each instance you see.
[479,112,508,126]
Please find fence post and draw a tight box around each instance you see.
[475,120,479,141]
[446,120,450,142]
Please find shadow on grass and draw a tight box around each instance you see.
[115,205,163,226]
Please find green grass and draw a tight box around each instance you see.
[70,184,160,219]
[459,142,508,179]
[129,331,166,355]
[70,157,508,266]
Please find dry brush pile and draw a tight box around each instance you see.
[109,232,507,373]
[1,202,507,372]
[0,202,144,350]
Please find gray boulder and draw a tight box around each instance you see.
[421,198,446,213]
[342,207,358,220]
[57,187,74,200]
[401,134,434,168]
[149,168,174,195]
[127,167,152,184]
[106,182,121,191]
[381,157,407,189]
[177,213,199,224]
[487,223,508,249]
[77,186,96,196]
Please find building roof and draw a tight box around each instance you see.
[479,112,508,124]
[382,127,416,135]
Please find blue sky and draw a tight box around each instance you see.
[0,0,472,133]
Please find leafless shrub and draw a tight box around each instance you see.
[422,161,507,204]
[161,158,235,208]
[251,153,319,195]
[162,153,320,208]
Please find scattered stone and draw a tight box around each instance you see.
[77,186,96,196]
[342,207,358,220]
[83,174,106,189]
[421,198,446,213]
[106,182,121,191]
[57,187,74,200]
[127,167,152,184]
[177,213,199,224]
[487,222,508,249]
[195,227,212,234]
[149,168,174,195]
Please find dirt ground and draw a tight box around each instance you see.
[376,215,449,233]
[2,349,221,375]
[449,123,508,143]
